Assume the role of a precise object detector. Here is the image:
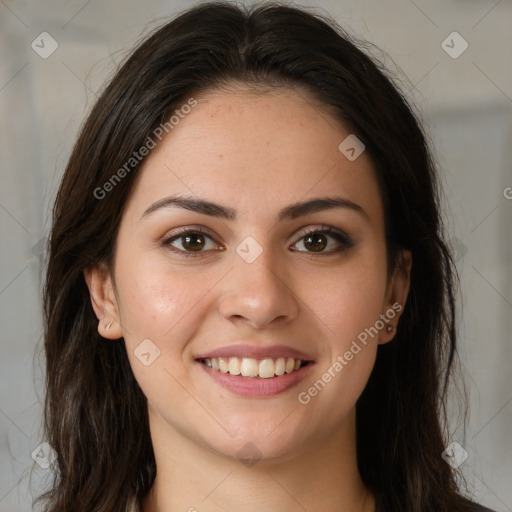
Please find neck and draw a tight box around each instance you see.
[142,406,376,512]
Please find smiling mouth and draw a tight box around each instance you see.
[197,356,312,379]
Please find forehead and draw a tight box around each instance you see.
[124,86,384,227]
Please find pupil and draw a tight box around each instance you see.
[305,233,326,252]
[183,233,205,251]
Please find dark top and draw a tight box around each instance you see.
[373,494,497,512]
[473,505,497,512]
[129,498,498,511]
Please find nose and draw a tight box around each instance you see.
[217,247,300,330]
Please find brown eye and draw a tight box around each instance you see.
[163,226,353,259]
[180,233,206,251]
[303,232,328,252]
[291,227,354,255]
[163,228,220,257]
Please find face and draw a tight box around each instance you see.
[86,86,411,463]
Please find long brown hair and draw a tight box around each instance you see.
[37,2,482,511]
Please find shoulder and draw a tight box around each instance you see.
[472,505,497,512]
[374,495,498,512]
[457,498,498,512]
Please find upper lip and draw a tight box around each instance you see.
[195,343,315,361]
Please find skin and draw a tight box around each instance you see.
[85,85,412,512]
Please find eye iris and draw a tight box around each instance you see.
[182,233,205,251]
[304,233,327,252]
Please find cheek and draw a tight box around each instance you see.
[294,257,386,427]
[113,253,219,352]
[113,257,211,404]
[300,249,388,350]
[115,274,180,337]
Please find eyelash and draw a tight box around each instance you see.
[162,225,354,258]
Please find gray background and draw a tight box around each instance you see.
[1,0,511,510]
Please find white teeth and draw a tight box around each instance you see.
[228,357,241,375]
[258,358,275,379]
[275,357,286,376]
[202,356,305,378]
[219,357,229,373]
[241,358,259,377]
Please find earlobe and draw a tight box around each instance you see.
[379,249,412,344]
[83,266,122,339]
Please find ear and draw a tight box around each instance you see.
[83,265,123,340]
[379,249,412,344]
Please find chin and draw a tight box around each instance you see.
[203,423,310,467]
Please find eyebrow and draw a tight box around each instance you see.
[141,194,369,222]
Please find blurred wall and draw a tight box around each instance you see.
[1,0,511,510]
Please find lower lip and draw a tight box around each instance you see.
[197,361,315,397]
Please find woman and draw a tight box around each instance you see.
[37,2,496,511]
